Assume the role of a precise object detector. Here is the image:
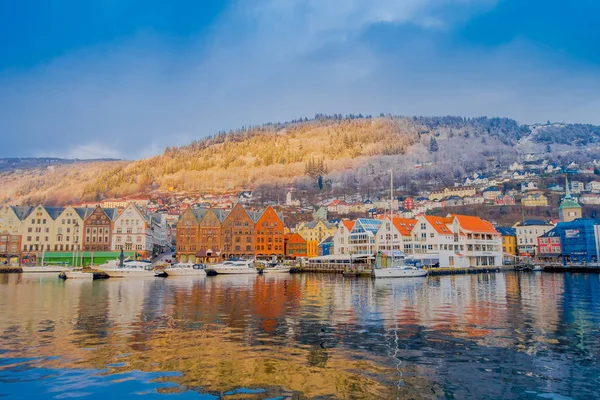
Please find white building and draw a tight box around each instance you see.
[374,216,417,255]
[150,213,169,253]
[333,218,381,255]
[285,191,301,207]
[570,181,585,194]
[585,181,600,193]
[514,220,554,256]
[111,203,153,257]
[410,215,502,268]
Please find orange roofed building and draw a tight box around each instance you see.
[254,206,285,258]
[409,214,502,268]
[284,233,307,258]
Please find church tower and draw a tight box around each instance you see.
[558,177,582,222]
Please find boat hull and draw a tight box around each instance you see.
[372,268,428,278]
[59,271,93,280]
[210,268,258,275]
[102,269,156,278]
[22,266,69,273]
[262,267,291,273]
[163,269,206,276]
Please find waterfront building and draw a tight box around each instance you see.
[21,206,63,261]
[0,206,29,263]
[284,233,307,258]
[495,226,517,261]
[296,220,337,257]
[111,203,153,258]
[197,208,226,263]
[344,218,381,255]
[537,228,562,261]
[175,207,202,263]
[318,236,334,256]
[333,220,354,255]
[54,206,90,252]
[83,206,116,252]
[254,206,285,259]
[150,213,170,257]
[553,219,600,263]
[374,216,417,254]
[221,203,255,259]
[411,215,502,268]
[514,220,554,256]
[558,178,582,223]
[410,215,454,267]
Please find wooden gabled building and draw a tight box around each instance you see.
[254,206,285,259]
[221,203,255,259]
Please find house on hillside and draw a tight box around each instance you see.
[482,187,502,201]
[521,182,539,192]
[494,194,516,206]
[521,193,549,207]
[585,181,600,193]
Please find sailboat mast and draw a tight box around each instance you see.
[390,170,394,220]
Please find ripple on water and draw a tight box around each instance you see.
[0,272,599,399]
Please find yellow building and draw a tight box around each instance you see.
[521,193,549,207]
[429,186,476,201]
[296,220,337,257]
[496,227,517,257]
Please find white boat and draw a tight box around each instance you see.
[97,260,156,278]
[208,260,258,275]
[22,265,69,273]
[262,264,291,273]
[161,263,207,277]
[59,268,93,280]
[372,266,428,278]
[372,250,428,279]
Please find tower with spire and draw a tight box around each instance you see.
[558,176,582,222]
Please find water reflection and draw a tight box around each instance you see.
[0,272,599,399]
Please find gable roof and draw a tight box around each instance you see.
[341,220,355,231]
[423,216,454,235]
[391,217,417,236]
[285,233,306,243]
[10,206,34,220]
[495,227,516,237]
[73,206,94,220]
[192,208,208,222]
[44,207,65,220]
[450,214,498,234]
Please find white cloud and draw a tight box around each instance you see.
[1,0,599,159]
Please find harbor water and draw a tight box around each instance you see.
[0,272,599,399]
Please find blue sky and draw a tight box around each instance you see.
[0,0,599,159]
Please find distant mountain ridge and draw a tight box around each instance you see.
[2,114,599,206]
[0,157,121,172]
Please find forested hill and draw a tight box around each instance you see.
[2,115,600,206]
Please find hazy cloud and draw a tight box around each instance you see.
[0,0,599,159]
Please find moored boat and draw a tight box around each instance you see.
[262,264,291,273]
[59,268,93,280]
[372,266,428,278]
[22,265,69,273]
[97,260,155,278]
[207,259,258,275]
[161,263,207,277]
[372,250,428,279]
